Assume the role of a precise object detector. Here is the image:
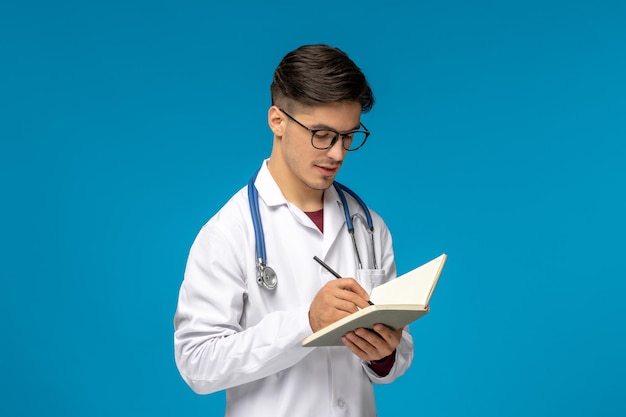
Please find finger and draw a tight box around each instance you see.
[335,278,371,302]
[342,338,368,361]
[372,324,395,339]
[373,324,404,344]
[330,298,360,314]
[329,279,371,309]
[355,327,400,359]
[343,329,395,361]
[342,332,375,360]
[353,328,387,351]
[333,290,370,311]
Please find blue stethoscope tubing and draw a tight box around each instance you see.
[333,181,378,271]
[248,167,376,289]
[248,170,277,289]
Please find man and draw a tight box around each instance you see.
[174,44,414,416]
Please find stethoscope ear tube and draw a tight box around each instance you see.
[333,182,374,231]
[334,182,377,270]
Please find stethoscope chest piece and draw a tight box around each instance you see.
[258,263,277,290]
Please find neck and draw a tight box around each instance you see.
[266,157,325,212]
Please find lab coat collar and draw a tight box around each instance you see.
[253,160,288,208]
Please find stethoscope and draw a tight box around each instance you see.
[248,168,378,290]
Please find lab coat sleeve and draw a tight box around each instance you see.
[173,220,314,394]
[361,215,414,384]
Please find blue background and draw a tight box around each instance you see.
[2,1,625,416]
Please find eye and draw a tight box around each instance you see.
[313,130,335,140]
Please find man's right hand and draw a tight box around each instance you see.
[308,278,371,332]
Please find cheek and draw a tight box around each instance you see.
[283,135,308,162]
[286,149,309,176]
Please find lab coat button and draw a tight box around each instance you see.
[337,398,345,409]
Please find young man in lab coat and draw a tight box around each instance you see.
[174,44,414,416]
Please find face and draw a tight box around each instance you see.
[268,101,363,199]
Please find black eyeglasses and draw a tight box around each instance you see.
[278,108,370,151]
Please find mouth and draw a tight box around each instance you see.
[314,164,340,177]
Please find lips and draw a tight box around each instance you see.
[315,165,338,176]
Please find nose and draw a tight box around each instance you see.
[325,135,346,161]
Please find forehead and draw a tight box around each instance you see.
[293,101,362,130]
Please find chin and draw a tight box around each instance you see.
[306,178,334,191]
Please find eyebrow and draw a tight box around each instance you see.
[309,122,362,132]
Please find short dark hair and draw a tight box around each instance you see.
[270,44,374,113]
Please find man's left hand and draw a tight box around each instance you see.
[341,324,403,361]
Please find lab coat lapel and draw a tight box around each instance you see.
[254,161,288,208]
[322,185,346,258]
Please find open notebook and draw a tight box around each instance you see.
[302,254,447,347]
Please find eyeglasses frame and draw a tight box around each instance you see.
[278,107,370,151]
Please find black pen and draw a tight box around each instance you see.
[313,256,374,305]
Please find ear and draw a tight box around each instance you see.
[268,106,285,137]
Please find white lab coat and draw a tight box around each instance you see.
[174,161,414,417]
